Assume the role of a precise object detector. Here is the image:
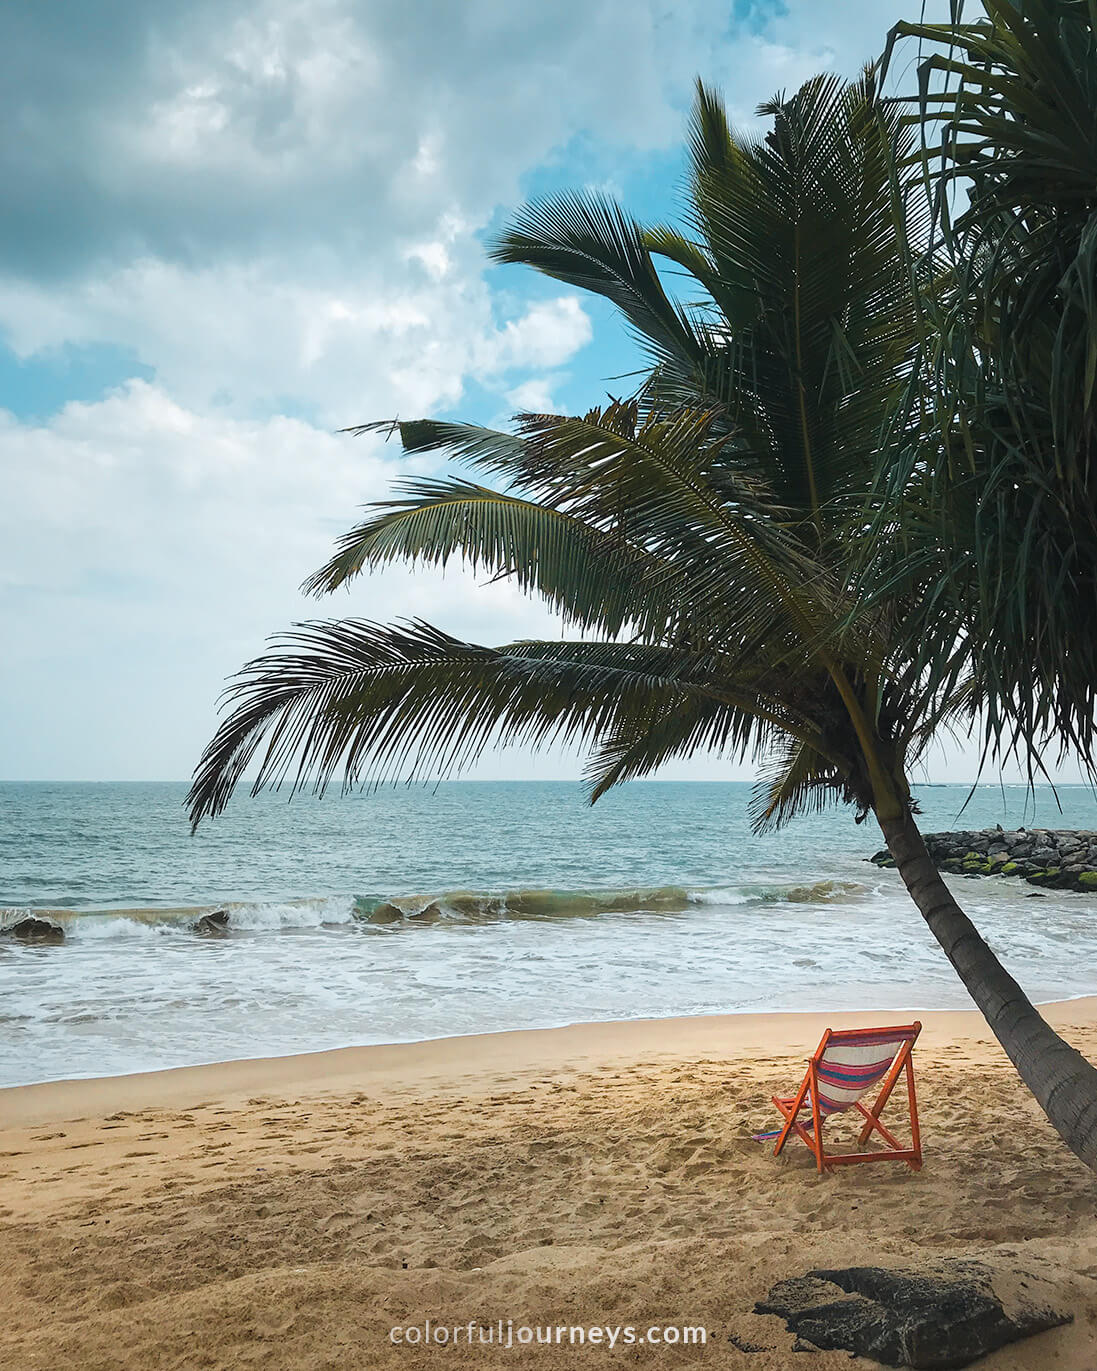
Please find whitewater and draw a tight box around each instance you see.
[2,780,1096,1087]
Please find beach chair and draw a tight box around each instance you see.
[757,1023,922,1173]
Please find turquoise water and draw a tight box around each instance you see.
[2,780,1096,1086]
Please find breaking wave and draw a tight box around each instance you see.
[0,879,868,942]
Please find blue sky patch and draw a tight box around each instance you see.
[0,340,153,423]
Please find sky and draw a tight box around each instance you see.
[3,0,1078,788]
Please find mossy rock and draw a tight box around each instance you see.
[876,857,896,868]
[1078,871,1097,889]
[1025,868,1066,888]
[962,859,993,874]
[964,851,983,861]
[1000,861,1019,875]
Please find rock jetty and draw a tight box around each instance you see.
[870,828,1097,892]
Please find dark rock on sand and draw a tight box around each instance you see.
[755,1262,1070,1369]
[2,916,65,944]
[195,909,230,936]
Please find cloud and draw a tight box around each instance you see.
[0,253,593,424]
[1,1,949,277]
[0,381,569,778]
[0,0,741,284]
[505,378,560,414]
[0,0,962,781]
[1,0,727,429]
[0,0,948,424]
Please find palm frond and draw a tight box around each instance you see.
[304,476,695,640]
[583,682,853,806]
[490,191,705,373]
[584,695,770,805]
[666,73,921,522]
[879,0,1097,773]
[342,402,856,668]
[186,623,784,829]
[749,736,855,834]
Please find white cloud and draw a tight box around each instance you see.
[0,0,728,433]
[506,378,559,413]
[0,256,593,425]
[0,0,967,782]
[0,0,764,281]
[0,0,948,428]
[0,382,570,779]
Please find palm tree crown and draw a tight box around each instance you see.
[188,72,926,834]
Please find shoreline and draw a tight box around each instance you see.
[6,996,1097,1129]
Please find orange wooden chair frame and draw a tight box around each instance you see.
[771,1022,923,1173]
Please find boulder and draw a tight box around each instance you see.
[1025,867,1080,889]
[2,916,65,944]
[195,909,230,936]
[755,1262,1070,1369]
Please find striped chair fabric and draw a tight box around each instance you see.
[811,1032,912,1117]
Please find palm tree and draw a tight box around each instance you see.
[879,0,1097,770]
[188,72,1097,1166]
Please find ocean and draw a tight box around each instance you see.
[2,779,1096,1088]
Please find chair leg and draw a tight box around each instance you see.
[810,1065,825,1172]
[853,1100,905,1151]
[906,1056,922,1170]
[773,1100,796,1157]
[773,1072,810,1157]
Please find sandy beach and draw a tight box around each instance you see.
[3,1003,1097,1368]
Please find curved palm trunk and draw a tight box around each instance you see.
[877,805,1097,1169]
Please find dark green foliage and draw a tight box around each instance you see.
[880,0,1097,773]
